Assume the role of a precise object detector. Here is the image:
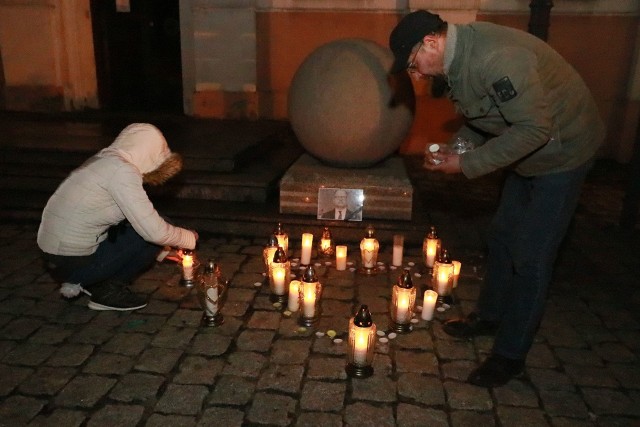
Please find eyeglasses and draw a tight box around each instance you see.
[407,41,423,72]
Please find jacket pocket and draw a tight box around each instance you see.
[459,96,493,119]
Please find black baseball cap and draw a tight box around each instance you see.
[389,10,445,74]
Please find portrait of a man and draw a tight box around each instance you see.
[317,188,363,221]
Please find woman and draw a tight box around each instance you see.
[37,123,198,311]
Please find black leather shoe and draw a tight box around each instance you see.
[442,312,499,338]
[467,355,525,387]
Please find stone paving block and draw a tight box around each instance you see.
[109,372,165,403]
[18,366,76,396]
[322,285,355,301]
[538,389,589,418]
[397,373,445,405]
[118,314,167,334]
[174,355,224,385]
[300,380,346,411]
[102,332,152,356]
[395,350,439,374]
[155,384,209,415]
[223,351,267,377]
[188,332,232,356]
[257,364,305,394]
[28,324,74,344]
[246,391,296,426]
[496,406,550,427]
[87,404,145,427]
[83,352,135,375]
[226,287,257,302]
[344,402,395,426]
[526,342,559,369]
[2,316,44,339]
[441,360,476,381]
[306,356,348,380]
[135,347,183,373]
[393,329,434,350]
[271,339,311,365]
[230,272,264,289]
[592,342,637,363]
[554,348,604,366]
[236,329,276,352]
[208,375,256,405]
[350,375,397,403]
[320,299,353,317]
[28,408,86,427]
[614,330,640,351]
[547,417,595,427]
[68,324,114,345]
[55,375,117,407]
[141,300,180,315]
[444,381,493,411]
[564,364,620,388]
[539,325,586,348]
[0,297,36,314]
[607,363,640,389]
[0,395,46,425]
[247,310,282,330]
[4,342,57,366]
[581,387,640,417]
[396,403,448,427]
[0,363,33,396]
[146,413,197,427]
[450,410,496,426]
[372,353,393,376]
[295,411,343,427]
[198,407,244,427]
[221,300,251,317]
[527,367,575,391]
[25,299,70,319]
[45,343,95,367]
[435,338,475,360]
[151,325,198,349]
[492,379,539,407]
[54,304,97,324]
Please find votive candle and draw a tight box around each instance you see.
[301,233,313,265]
[422,290,437,320]
[336,245,347,271]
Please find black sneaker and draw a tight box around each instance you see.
[467,354,525,387]
[88,280,147,311]
[442,312,499,338]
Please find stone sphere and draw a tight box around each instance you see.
[288,38,415,168]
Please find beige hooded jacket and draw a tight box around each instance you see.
[37,123,196,256]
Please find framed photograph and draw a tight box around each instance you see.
[317,188,364,221]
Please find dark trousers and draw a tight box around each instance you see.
[44,222,160,288]
[477,159,593,360]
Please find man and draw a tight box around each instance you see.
[320,189,359,220]
[389,11,604,387]
[38,123,198,311]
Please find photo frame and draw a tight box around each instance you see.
[317,188,364,221]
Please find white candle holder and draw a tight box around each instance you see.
[197,259,228,327]
[346,305,376,378]
[180,249,199,288]
[359,225,379,275]
[390,271,417,333]
[422,225,441,271]
[298,266,322,326]
[263,234,279,276]
[269,246,291,305]
[432,248,455,306]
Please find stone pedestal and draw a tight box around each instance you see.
[279,154,413,220]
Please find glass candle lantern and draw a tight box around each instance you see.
[263,234,279,275]
[180,249,197,288]
[346,305,376,378]
[359,225,379,274]
[422,225,441,269]
[197,259,228,327]
[274,222,289,256]
[390,271,417,333]
[317,227,334,258]
[432,248,455,305]
[269,246,290,304]
[299,265,322,326]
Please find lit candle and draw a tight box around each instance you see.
[422,290,437,320]
[272,266,286,294]
[320,238,331,252]
[336,245,347,271]
[301,233,313,265]
[395,290,411,323]
[287,280,300,312]
[303,282,316,318]
[361,239,376,268]
[437,268,450,294]
[452,260,462,288]
[353,327,370,365]
[392,234,404,267]
[425,240,438,268]
[182,253,194,280]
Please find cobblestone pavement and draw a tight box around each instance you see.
[0,195,639,427]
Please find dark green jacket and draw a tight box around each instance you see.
[446,22,605,179]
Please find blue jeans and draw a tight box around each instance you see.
[45,222,161,288]
[477,160,593,360]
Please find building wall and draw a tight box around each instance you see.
[0,0,638,162]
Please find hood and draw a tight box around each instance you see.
[105,123,172,174]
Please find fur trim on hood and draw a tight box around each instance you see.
[143,153,183,186]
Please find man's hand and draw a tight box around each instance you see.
[423,149,462,174]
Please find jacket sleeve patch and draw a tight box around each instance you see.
[492,76,517,102]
